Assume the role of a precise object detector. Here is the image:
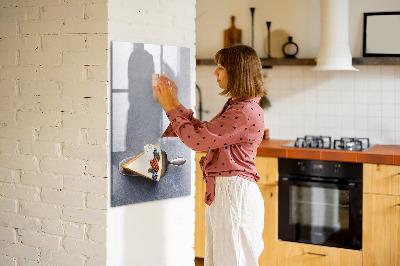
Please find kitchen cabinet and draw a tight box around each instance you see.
[363,163,400,266]
[195,152,207,258]
[276,241,362,266]
[363,193,400,266]
[256,157,278,266]
[194,154,279,265]
[255,156,278,186]
[195,157,400,265]
[259,184,278,266]
[363,163,400,196]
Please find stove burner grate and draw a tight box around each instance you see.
[295,135,332,149]
[333,137,370,151]
[289,136,371,151]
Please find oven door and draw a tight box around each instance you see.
[278,176,362,250]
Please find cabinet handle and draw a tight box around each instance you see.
[307,252,328,256]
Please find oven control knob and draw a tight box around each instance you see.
[334,164,341,174]
[297,161,305,171]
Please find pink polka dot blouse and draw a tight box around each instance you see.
[162,97,265,205]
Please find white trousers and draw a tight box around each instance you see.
[205,176,264,266]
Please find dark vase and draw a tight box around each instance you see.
[282,36,299,58]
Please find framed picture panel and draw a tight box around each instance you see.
[110,42,192,206]
[363,11,400,57]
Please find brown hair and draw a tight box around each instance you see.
[214,44,266,99]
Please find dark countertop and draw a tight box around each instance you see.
[257,139,400,165]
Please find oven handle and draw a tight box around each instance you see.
[280,177,356,189]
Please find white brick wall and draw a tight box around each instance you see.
[0,0,108,265]
[1,0,198,264]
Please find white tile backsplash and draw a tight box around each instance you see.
[342,116,355,128]
[355,116,368,130]
[304,102,316,115]
[396,87,400,104]
[341,89,355,104]
[381,66,395,77]
[316,89,329,103]
[367,91,381,105]
[383,131,396,144]
[355,104,368,117]
[341,104,355,116]
[382,105,395,118]
[368,117,382,131]
[196,65,400,144]
[382,117,396,131]
[395,66,400,78]
[292,77,305,90]
[382,78,395,91]
[316,115,330,129]
[396,105,400,118]
[382,90,395,104]
[368,104,382,118]
[367,78,381,91]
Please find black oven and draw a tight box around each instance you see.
[278,158,363,250]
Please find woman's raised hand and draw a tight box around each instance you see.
[160,76,180,109]
[153,77,175,113]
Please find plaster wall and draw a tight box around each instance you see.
[107,0,196,265]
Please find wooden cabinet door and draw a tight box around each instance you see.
[255,156,278,186]
[364,164,400,196]
[276,241,362,266]
[259,185,278,266]
[363,193,400,266]
[195,152,207,258]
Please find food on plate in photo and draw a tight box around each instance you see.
[119,143,186,181]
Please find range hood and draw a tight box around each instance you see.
[314,0,358,71]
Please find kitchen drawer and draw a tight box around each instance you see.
[364,164,400,196]
[276,241,362,266]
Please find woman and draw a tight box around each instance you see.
[154,44,266,266]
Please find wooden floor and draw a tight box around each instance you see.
[195,257,204,266]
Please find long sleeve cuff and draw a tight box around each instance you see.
[161,104,193,138]
[176,103,193,118]
[166,108,181,123]
[161,108,181,138]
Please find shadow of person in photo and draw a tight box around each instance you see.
[111,43,163,207]
[126,43,162,151]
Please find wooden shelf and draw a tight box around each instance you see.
[196,57,400,67]
[260,58,316,67]
[352,57,400,65]
[196,58,315,68]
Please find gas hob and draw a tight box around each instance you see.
[282,135,374,151]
